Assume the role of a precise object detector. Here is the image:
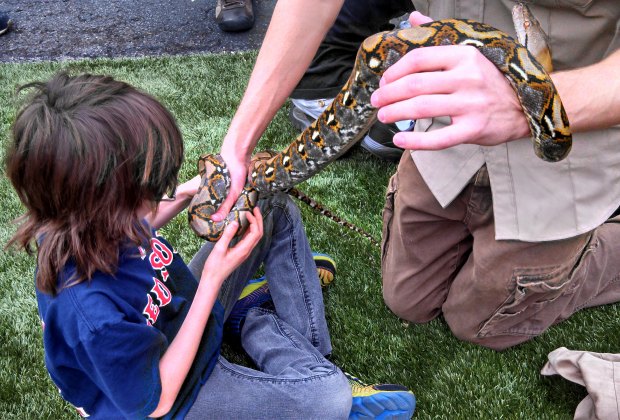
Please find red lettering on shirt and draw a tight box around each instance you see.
[149,238,173,270]
[151,277,172,306]
[160,267,170,282]
[142,294,160,325]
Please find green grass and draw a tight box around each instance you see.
[1,54,618,419]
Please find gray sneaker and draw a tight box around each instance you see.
[215,0,254,32]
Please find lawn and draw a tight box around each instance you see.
[1,54,618,419]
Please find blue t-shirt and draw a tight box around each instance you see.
[36,231,224,419]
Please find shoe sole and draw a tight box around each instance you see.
[224,280,271,339]
[0,19,12,36]
[218,19,254,32]
[350,391,415,420]
[360,135,404,162]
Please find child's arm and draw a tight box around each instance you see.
[145,176,201,229]
[149,207,264,417]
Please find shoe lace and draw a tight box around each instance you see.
[222,0,244,7]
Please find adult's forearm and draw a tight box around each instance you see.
[221,0,344,157]
[552,49,620,133]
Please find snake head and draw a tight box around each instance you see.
[188,153,259,242]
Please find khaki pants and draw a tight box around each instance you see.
[381,152,620,350]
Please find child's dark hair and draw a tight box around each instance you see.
[5,72,184,295]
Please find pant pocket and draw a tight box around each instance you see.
[477,234,594,338]
[381,173,398,264]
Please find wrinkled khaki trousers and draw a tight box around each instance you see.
[381,153,620,350]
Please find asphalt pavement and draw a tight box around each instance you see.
[0,0,275,63]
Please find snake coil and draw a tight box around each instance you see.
[188,18,571,242]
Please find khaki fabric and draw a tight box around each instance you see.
[541,347,620,420]
[382,153,620,350]
[409,0,620,241]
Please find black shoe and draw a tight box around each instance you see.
[0,12,12,36]
[289,102,316,132]
[360,121,411,162]
[215,0,254,32]
[290,101,409,162]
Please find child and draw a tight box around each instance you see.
[5,73,415,419]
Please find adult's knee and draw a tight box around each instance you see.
[444,309,526,352]
[382,278,441,323]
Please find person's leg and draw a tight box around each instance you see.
[188,307,415,419]
[261,193,333,356]
[188,193,332,355]
[187,208,271,319]
[289,0,415,162]
[291,0,414,101]
[440,169,620,350]
[381,152,474,322]
[187,193,293,319]
[186,308,352,420]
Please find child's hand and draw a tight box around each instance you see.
[174,175,201,201]
[201,206,264,284]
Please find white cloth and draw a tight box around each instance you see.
[541,347,620,420]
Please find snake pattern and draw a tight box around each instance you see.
[189,16,572,242]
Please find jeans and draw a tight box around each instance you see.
[186,193,352,419]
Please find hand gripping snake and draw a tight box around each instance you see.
[188,12,571,242]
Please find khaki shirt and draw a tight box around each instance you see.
[410,0,620,241]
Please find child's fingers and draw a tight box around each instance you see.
[214,221,238,250]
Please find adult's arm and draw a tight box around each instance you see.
[212,0,345,223]
[371,12,620,150]
[550,49,620,133]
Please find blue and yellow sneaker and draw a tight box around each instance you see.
[345,372,416,420]
[312,252,336,287]
[224,276,272,342]
[224,253,337,341]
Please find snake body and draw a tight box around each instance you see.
[189,17,572,242]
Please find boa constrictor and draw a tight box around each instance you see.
[188,14,571,242]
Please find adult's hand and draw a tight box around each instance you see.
[370,11,530,151]
[209,0,344,223]
[209,145,251,223]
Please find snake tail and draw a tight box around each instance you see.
[288,187,380,248]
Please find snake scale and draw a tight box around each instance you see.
[188,14,572,242]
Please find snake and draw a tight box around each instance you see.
[188,8,572,242]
